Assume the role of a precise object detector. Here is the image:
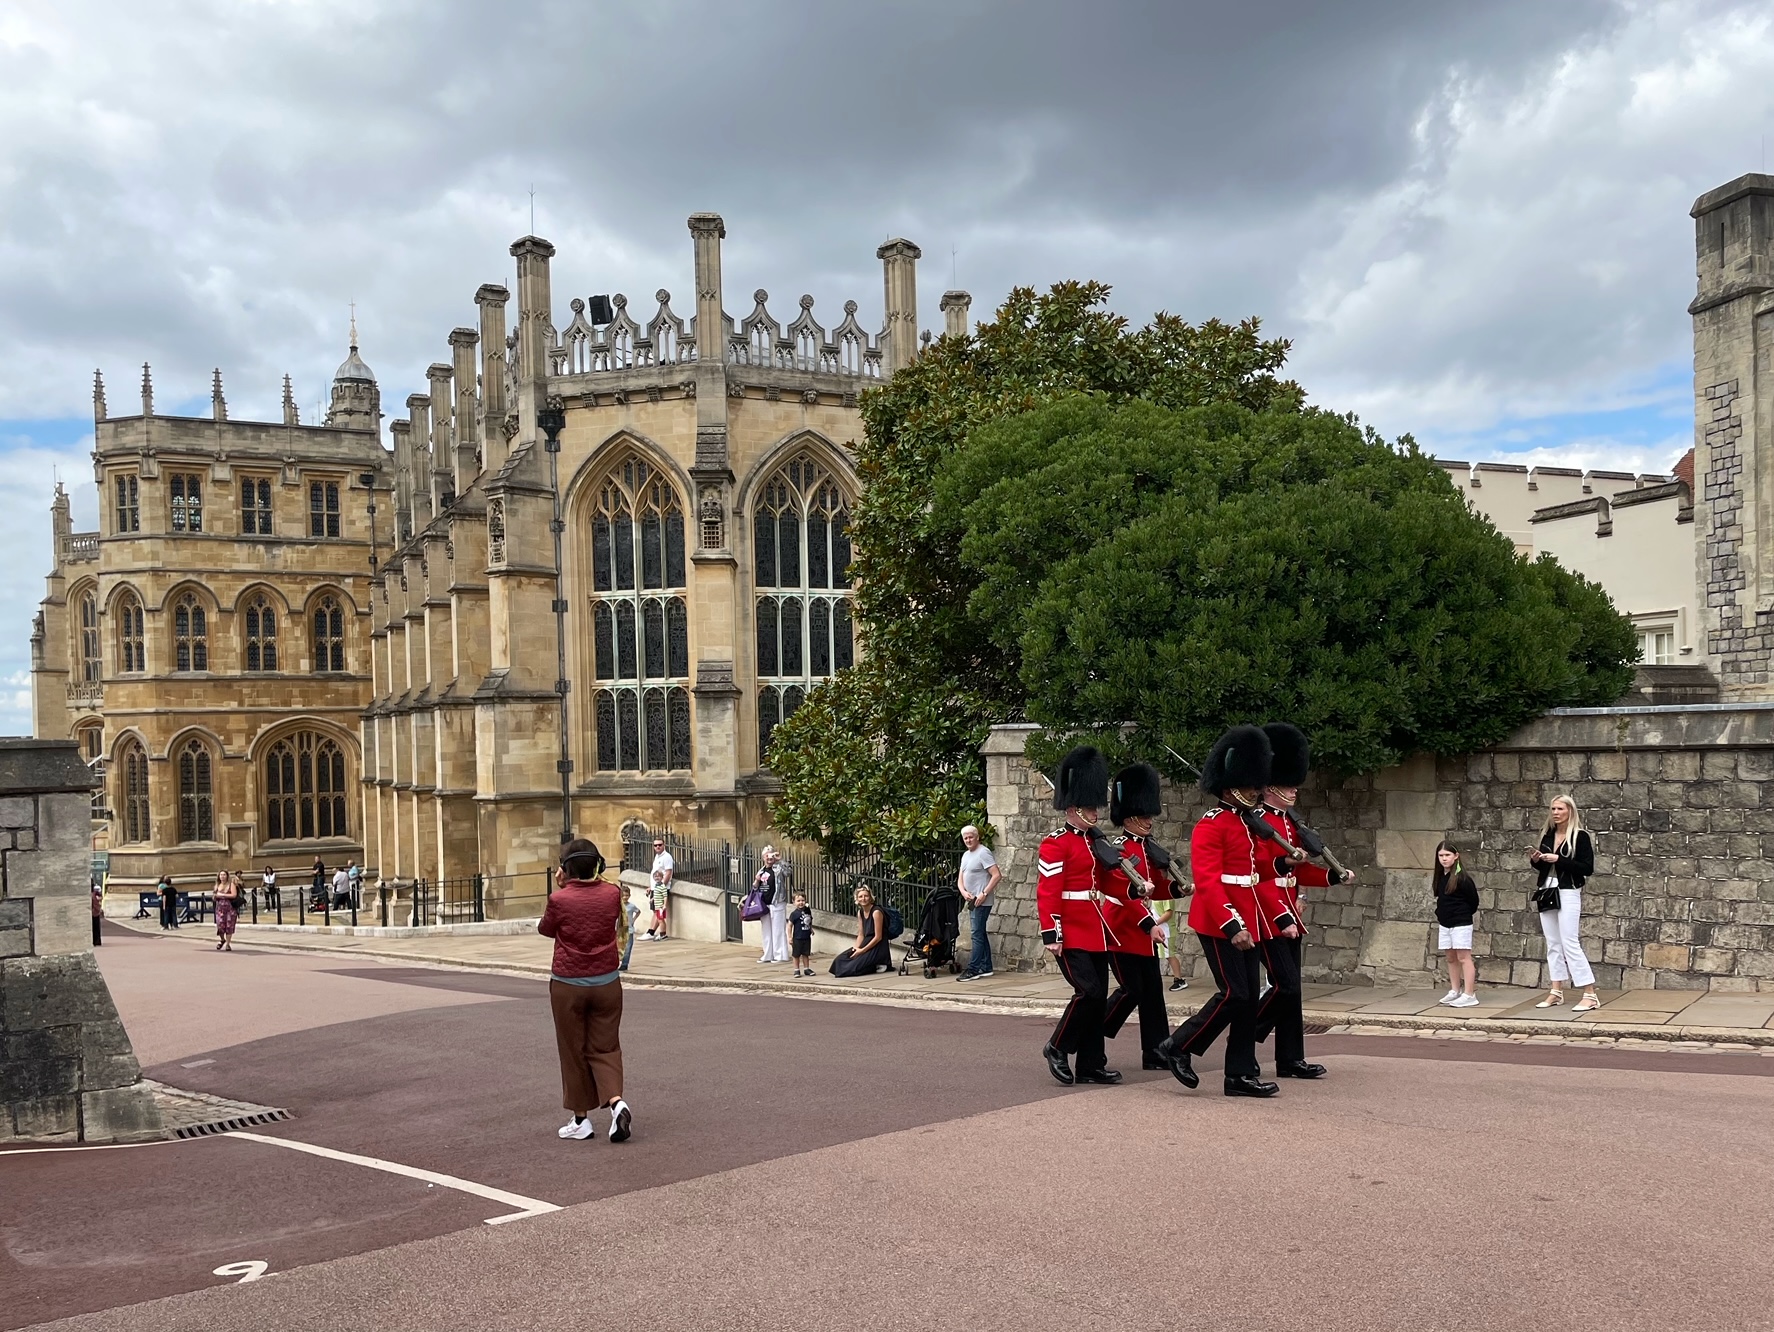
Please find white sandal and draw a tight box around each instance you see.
[1534,990,1564,1008]
[1571,992,1601,1012]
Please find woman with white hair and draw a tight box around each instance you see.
[758,845,791,964]
[1529,794,1599,1011]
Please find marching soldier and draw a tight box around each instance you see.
[1101,762,1182,1069]
[1037,746,1123,1086]
[1252,722,1353,1080]
[1153,725,1280,1098]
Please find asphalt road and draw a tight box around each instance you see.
[6,927,1772,1331]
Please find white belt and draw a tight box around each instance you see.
[1061,890,1106,901]
[1261,876,1297,889]
[1220,874,1257,886]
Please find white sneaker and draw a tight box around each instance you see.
[1449,993,1481,1008]
[1438,989,1460,1005]
[608,1098,632,1143]
[558,1115,595,1140]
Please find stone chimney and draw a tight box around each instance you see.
[877,238,922,375]
[509,236,555,445]
[427,362,455,510]
[390,417,414,541]
[476,283,510,476]
[407,393,434,527]
[688,213,726,363]
[940,290,972,340]
[449,327,479,494]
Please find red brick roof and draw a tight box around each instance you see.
[1672,447,1694,490]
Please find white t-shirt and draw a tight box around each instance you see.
[960,846,998,896]
[651,851,674,884]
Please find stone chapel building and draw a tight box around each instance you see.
[33,215,966,891]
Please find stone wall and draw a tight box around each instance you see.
[982,705,1774,992]
[1,738,163,1143]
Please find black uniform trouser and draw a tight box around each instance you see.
[1052,948,1110,1074]
[1167,932,1262,1079]
[1254,934,1305,1066]
[1104,952,1168,1055]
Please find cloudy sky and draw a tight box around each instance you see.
[2,0,1771,730]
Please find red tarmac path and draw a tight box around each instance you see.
[5,925,1773,1331]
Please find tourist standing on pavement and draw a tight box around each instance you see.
[1037,745,1122,1087]
[956,825,999,980]
[347,860,362,908]
[157,874,179,930]
[618,883,640,973]
[310,857,327,910]
[646,838,672,939]
[91,880,104,947]
[214,871,240,952]
[261,865,279,912]
[539,837,632,1143]
[759,846,791,963]
[1432,841,1480,1007]
[1100,763,1180,1066]
[1531,795,1599,1012]
[1153,725,1278,1098]
[789,891,814,976]
[829,886,893,977]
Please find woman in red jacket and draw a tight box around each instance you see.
[538,838,632,1143]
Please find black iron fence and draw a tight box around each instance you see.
[623,831,949,941]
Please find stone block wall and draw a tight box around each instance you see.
[982,705,1774,992]
[0,738,163,1142]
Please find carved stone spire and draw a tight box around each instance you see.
[282,374,299,425]
[92,369,107,422]
[140,363,154,418]
[940,290,973,339]
[877,238,922,375]
[688,213,726,363]
[211,368,228,421]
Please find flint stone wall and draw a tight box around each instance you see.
[982,704,1774,992]
[0,738,163,1142]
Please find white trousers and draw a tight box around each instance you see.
[1538,889,1595,987]
[762,903,790,961]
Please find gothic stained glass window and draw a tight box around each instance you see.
[312,596,345,673]
[177,740,214,843]
[117,594,145,673]
[265,731,348,840]
[173,594,208,671]
[753,453,856,765]
[585,454,691,771]
[244,596,278,671]
[118,740,150,844]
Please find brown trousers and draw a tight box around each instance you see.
[548,978,624,1113]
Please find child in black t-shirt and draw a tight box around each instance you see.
[788,892,814,977]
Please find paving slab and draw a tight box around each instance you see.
[1602,989,1702,1013]
[1344,988,1454,1015]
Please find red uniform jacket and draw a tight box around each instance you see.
[1036,823,1119,951]
[1253,805,1332,935]
[1185,805,1277,941]
[1102,834,1179,956]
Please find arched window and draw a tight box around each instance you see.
[117,739,150,844]
[176,739,214,843]
[244,595,278,672]
[172,594,208,672]
[76,589,101,683]
[117,593,145,674]
[753,452,854,757]
[588,454,691,772]
[264,730,349,840]
[312,596,345,673]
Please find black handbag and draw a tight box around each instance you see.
[1532,883,1561,913]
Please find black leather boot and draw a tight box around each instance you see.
[1153,1037,1199,1089]
[1042,1043,1074,1086]
[1077,1067,1123,1085]
[1276,1060,1327,1079]
[1223,1074,1281,1098]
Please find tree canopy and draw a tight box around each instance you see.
[765,283,1637,869]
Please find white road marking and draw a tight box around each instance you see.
[227,1131,562,1225]
[181,1058,216,1068]
[213,1260,269,1283]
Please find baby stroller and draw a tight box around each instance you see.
[901,885,962,979]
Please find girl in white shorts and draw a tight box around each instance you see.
[1432,840,1480,1007]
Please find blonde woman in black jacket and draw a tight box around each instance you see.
[1529,794,1598,1011]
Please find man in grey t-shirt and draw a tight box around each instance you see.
[956,825,1001,980]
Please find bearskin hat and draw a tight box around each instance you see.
[1263,723,1310,787]
[1200,725,1272,796]
[1052,745,1111,812]
[1109,762,1163,826]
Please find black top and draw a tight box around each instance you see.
[788,906,813,939]
[1533,828,1593,889]
[1432,870,1480,927]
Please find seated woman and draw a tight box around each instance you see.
[829,887,893,977]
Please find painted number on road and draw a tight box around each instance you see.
[213,1260,269,1283]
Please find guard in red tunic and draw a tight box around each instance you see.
[1252,722,1354,1080]
[1152,725,1280,1098]
[1037,745,1123,1087]
[1101,763,1182,1069]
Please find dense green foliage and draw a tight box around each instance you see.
[766,283,1638,869]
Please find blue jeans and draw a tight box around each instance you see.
[621,926,635,971]
[968,901,993,973]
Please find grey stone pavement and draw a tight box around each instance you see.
[206,920,1774,1049]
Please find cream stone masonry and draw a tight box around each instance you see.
[33,351,387,891]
